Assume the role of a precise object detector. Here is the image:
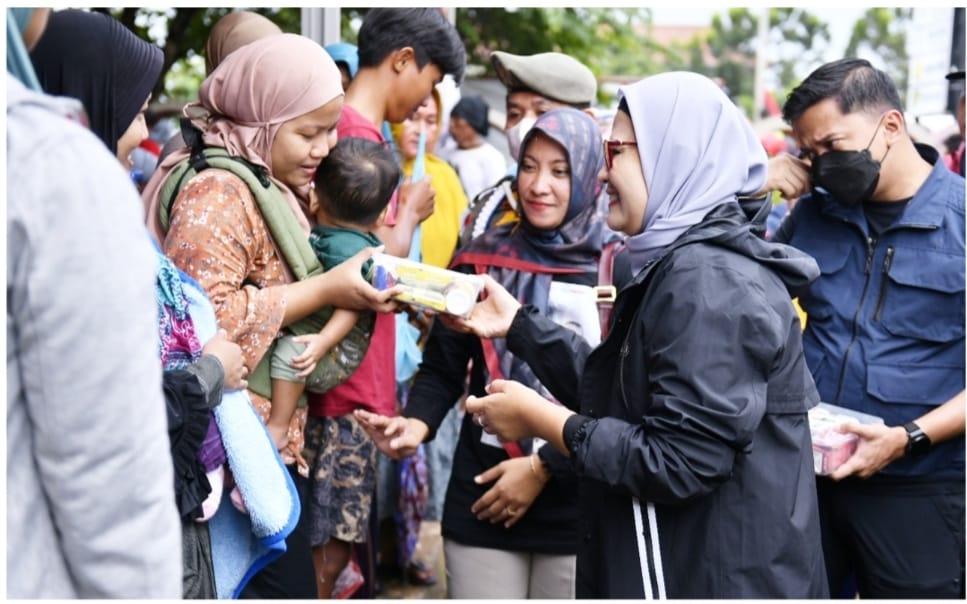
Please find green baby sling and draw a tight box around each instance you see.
[158,119,372,402]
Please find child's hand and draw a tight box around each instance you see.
[289,334,332,378]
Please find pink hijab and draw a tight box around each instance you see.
[204,10,282,75]
[143,33,343,242]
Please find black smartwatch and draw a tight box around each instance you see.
[903,421,931,457]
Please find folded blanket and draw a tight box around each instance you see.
[183,278,300,598]
[207,391,299,598]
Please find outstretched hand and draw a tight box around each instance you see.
[439,274,521,339]
[326,246,402,313]
[353,409,429,460]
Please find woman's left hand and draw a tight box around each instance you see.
[471,456,546,528]
[465,379,548,442]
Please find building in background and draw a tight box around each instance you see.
[905,7,963,141]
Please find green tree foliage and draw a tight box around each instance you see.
[844,8,912,104]
[704,7,830,116]
[100,7,665,105]
[341,7,661,87]
[95,7,300,103]
[768,8,830,95]
[91,6,883,116]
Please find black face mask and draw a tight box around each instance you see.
[811,117,888,206]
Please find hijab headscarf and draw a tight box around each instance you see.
[29,9,163,155]
[7,8,41,90]
[205,10,282,75]
[324,42,359,79]
[143,33,344,242]
[390,88,469,268]
[452,107,608,397]
[618,72,767,273]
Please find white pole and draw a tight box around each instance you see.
[443,6,456,26]
[754,7,769,119]
[301,7,341,46]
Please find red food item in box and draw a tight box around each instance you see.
[811,428,858,475]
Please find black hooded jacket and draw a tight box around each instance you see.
[506,200,829,598]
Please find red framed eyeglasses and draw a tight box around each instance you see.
[602,139,637,170]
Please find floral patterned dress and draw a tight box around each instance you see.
[163,169,309,474]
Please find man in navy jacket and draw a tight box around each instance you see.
[771,57,965,599]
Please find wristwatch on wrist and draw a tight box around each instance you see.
[903,421,931,457]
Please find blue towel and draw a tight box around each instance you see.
[207,393,300,598]
[183,280,300,598]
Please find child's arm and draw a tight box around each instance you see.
[289,308,361,378]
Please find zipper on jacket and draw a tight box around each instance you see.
[863,237,875,275]
[834,236,876,405]
[872,246,895,322]
[618,340,630,413]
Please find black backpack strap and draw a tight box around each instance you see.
[180,117,211,173]
[233,156,272,189]
[164,118,209,210]
[179,117,271,189]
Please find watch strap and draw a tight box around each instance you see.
[903,421,931,457]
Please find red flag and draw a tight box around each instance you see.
[763,89,781,117]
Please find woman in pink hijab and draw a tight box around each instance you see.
[204,9,282,76]
[157,10,284,162]
[141,33,397,598]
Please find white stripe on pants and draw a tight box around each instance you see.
[444,538,576,599]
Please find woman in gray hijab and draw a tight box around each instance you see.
[457,72,829,598]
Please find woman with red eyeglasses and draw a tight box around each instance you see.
[456,72,829,598]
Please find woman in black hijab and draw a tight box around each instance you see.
[30,9,163,170]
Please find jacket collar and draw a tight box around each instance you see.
[625,203,750,288]
[624,200,820,297]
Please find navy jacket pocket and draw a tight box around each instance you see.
[798,239,851,321]
[879,248,965,343]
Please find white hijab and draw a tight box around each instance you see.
[619,72,767,273]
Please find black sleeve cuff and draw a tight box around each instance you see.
[537,442,570,480]
[185,354,225,410]
[505,304,538,351]
[562,414,593,458]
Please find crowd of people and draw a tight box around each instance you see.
[7,6,964,600]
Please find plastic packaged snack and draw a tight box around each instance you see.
[808,402,884,475]
[371,252,484,318]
